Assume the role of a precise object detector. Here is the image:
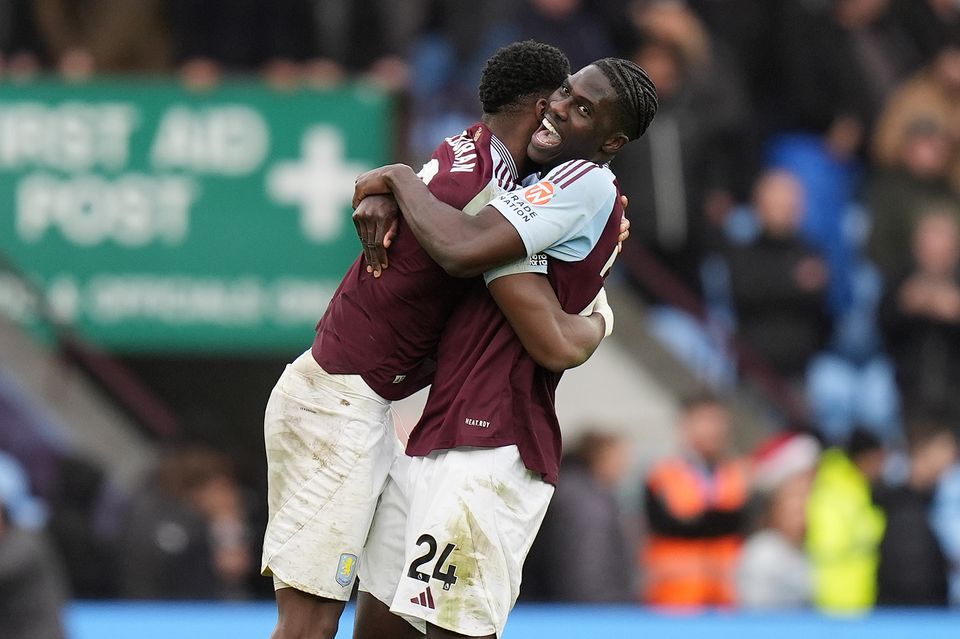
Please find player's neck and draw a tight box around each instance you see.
[483,114,535,176]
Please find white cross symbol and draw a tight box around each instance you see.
[267,126,369,242]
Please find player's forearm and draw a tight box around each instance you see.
[384,167,524,277]
[384,166,485,275]
[513,312,604,373]
[488,274,605,372]
[551,313,606,371]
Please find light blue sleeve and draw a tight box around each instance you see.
[487,162,616,261]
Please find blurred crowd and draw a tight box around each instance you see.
[4,0,960,438]
[526,398,960,612]
[3,0,960,621]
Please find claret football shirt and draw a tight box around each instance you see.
[406,159,624,484]
[312,124,519,401]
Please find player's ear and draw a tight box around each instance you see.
[535,98,548,120]
[602,133,629,155]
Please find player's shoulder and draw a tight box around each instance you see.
[542,160,615,193]
[424,124,502,209]
[433,123,493,172]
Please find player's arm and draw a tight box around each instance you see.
[487,273,611,372]
[354,164,525,278]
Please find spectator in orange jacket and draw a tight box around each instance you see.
[641,394,750,607]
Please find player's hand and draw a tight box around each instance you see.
[353,164,409,209]
[353,195,400,277]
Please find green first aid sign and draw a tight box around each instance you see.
[0,80,391,353]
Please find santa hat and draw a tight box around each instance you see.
[752,432,821,493]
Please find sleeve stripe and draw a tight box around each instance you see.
[489,134,519,180]
[546,159,589,183]
[557,163,599,189]
[497,162,510,186]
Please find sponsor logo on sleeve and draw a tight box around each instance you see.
[524,180,555,205]
[497,192,540,223]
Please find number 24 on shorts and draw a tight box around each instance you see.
[407,534,459,591]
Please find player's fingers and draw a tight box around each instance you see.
[352,210,368,247]
[383,219,399,249]
[373,219,391,270]
[620,194,629,211]
[354,213,377,273]
[618,214,631,244]
[366,216,385,277]
[353,169,394,208]
[373,245,388,272]
[352,178,365,209]
[364,242,377,273]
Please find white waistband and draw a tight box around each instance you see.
[290,350,390,408]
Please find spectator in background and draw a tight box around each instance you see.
[641,394,750,607]
[615,5,753,294]
[737,432,821,609]
[685,0,779,108]
[523,430,633,602]
[875,422,956,606]
[932,461,960,606]
[32,0,171,79]
[873,39,960,195]
[169,0,423,90]
[893,0,960,61]
[494,0,615,71]
[769,0,921,315]
[402,1,520,160]
[118,446,253,600]
[775,0,921,144]
[806,428,886,613]
[868,118,960,277]
[0,0,41,76]
[168,0,286,88]
[726,169,831,382]
[0,451,67,639]
[300,0,428,90]
[880,209,960,423]
[46,455,115,598]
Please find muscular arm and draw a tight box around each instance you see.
[358,164,526,278]
[488,274,606,372]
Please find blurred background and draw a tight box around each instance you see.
[2,0,960,636]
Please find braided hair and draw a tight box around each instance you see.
[592,58,658,140]
[479,41,571,115]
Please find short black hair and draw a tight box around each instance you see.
[592,57,658,140]
[479,40,570,115]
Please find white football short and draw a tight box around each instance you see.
[261,350,399,601]
[361,445,554,637]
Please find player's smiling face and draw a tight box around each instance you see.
[527,65,622,170]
